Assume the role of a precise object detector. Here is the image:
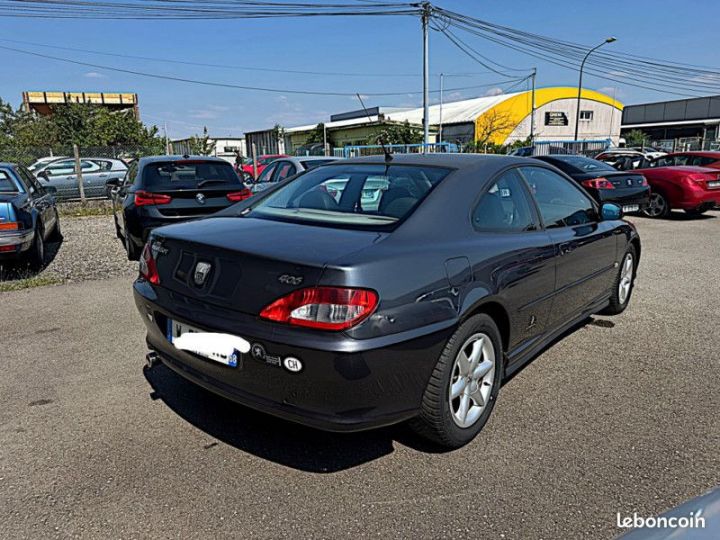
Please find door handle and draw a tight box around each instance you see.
[559,242,575,255]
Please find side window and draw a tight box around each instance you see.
[257,163,278,184]
[18,167,45,195]
[519,166,596,229]
[473,169,538,232]
[274,162,297,182]
[45,159,75,176]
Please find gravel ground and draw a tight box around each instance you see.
[0,215,136,285]
[0,211,718,539]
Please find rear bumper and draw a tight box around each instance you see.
[133,280,453,432]
[673,194,720,210]
[0,229,34,256]
[597,189,650,210]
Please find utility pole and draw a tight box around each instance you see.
[323,123,328,156]
[421,1,431,152]
[438,73,444,145]
[529,68,536,144]
[164,122,169,155]
[574,37,616,142]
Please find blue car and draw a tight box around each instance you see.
[0,162,61,269]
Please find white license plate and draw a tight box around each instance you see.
[707,181,720,188]
[622,204,640,212]
[167,319,249,367]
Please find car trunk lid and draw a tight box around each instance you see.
[151,216,385,314]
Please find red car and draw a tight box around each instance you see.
[635,165,720,217]
[652,151,720,169]
[241,154,287,179]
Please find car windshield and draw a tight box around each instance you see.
[0,170,18,192]
[248,164,451,227]
[556,156,616,172]
[142,160,242,189]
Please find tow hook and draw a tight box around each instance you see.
[146,351,160,368]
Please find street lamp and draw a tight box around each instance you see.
[574,37,617,142]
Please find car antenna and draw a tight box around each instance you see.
[356,93,392,164]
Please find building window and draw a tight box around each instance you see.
[579,110,594,121]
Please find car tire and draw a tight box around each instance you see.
[27,225,46,271]
[601,244,637,316]
[114,215,122,239]
[124,224,140,261]
[643,192,670,218]
[409,314,503,449]
[48,212,63,242]
[684,208,707,216]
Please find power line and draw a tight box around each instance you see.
[0,43,525,97]
[0,37,511,79]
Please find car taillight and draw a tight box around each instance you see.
[134,191,172,206]
[581,177,615,190]
[638,175,648,186]
[0,221,20,231]
[260,286,379,331]
[226,188,252,202]
[139,242,160,284]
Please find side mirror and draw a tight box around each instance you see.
[37,171,50,181]
[601,202,622,221]
[105,178,121,188]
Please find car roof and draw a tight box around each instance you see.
[341,153,530,168]
[668,151,720,157]
[0,162,18,168]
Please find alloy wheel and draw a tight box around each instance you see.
[618,253,634,305]
[448,333,496,428]
[645,193,666,217]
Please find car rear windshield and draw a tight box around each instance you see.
[301,159,336,170]
[247,164,452,227]
[0,170,19,192]
[554,156,616,172]
[142,160,241,189]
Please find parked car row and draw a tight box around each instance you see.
[29,156,128,200]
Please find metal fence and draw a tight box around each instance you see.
[333,142,460,158]
[0,144,163,167]
[530,139,612,157]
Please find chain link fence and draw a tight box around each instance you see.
[0,144,166,201]
[0,144,164,167]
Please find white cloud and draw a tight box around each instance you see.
[484,87,504,97]
[599,86,622,98]
[83,71,106,79]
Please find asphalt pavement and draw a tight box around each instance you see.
[1,211,718,539]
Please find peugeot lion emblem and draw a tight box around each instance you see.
[196,193,206,204]
[193,262,212,286]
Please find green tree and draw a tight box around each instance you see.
[188,126,214,155]
[625,129,648,147]
[367,121,423,146]
[305,123,330,146]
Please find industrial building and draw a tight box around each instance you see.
[270,86,623,155]
[621,95,720,151]
[22,91,140,118]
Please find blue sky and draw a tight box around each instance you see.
[0,0,718,138]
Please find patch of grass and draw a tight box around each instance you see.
[58,205,113,217]
[0,275,61,292]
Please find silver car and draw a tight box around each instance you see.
[33,157,128,200]
[250,156,343,193]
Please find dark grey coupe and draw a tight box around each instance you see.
[134,154,640,448]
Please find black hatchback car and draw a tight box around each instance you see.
[109,156,251,260]
[534,155,650,213]
[134,154,640,448]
